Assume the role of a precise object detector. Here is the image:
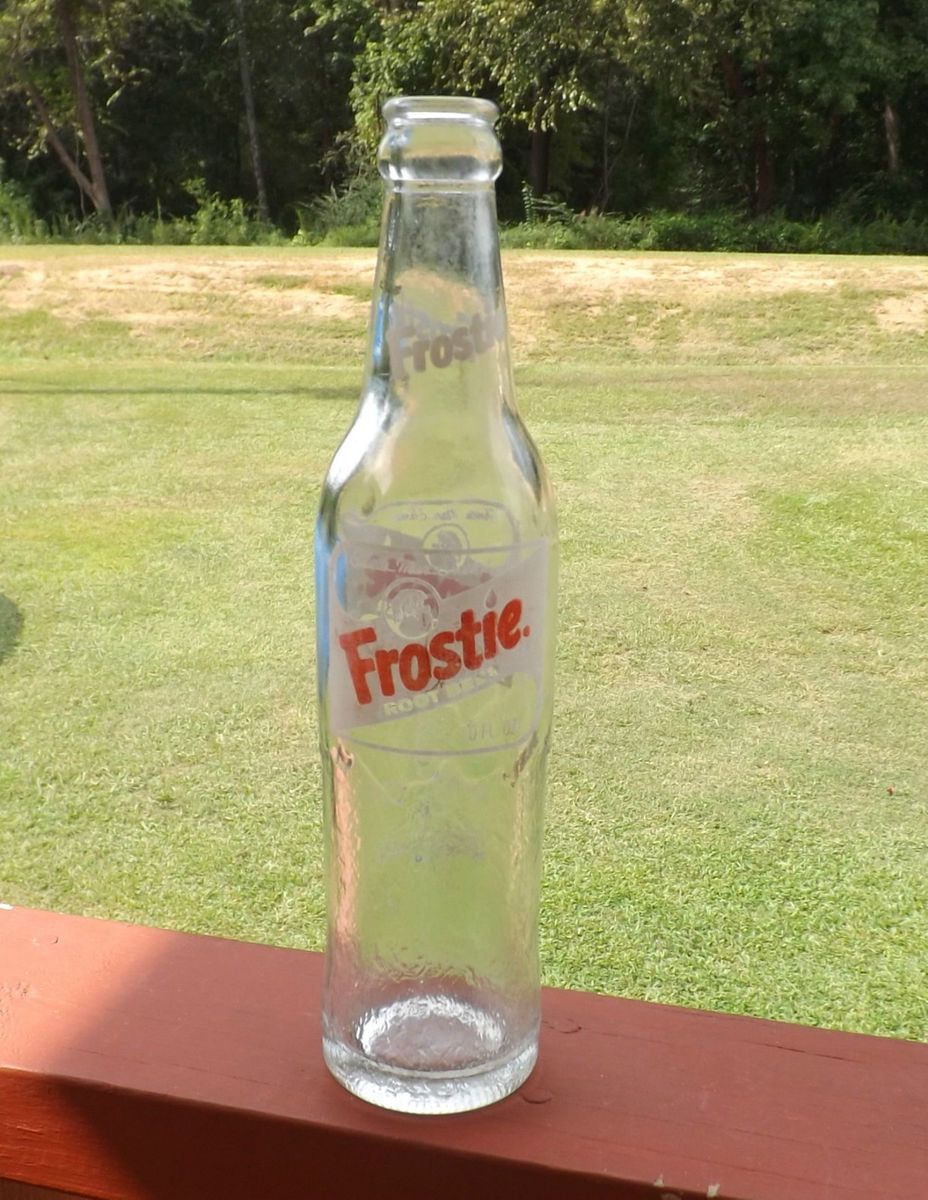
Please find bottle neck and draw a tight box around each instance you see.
[367,182,512,415]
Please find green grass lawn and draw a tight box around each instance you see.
[1,246,926,1040]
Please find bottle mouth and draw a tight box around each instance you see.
[378,95,503,186]
[382,96,499,127]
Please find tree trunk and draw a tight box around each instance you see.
[530,122,552,197]
[233,0,269,223]
[883,97,900,175]
[25,82,97,209]
[752,60,776,215]
[718,53,756,211]
[815,108,844,211]
[55,0,111,220]
[754,127,774,215]
[596,60,613,212]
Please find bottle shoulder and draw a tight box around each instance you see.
[319,392,556,547]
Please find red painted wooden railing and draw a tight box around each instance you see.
[1,906,925,1200]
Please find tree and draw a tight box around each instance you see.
[870,0,928,176]
[225,0,356,221]
[232,0,268,222]
[311,0,624,196]
[624,0,881,214]
[434,0,624,196]
[0,0,184,219]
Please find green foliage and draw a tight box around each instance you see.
[0,181,289,245]
[499,208,928,255]
[520,184,576,224]
[0,0,192,216]
[338,0,623,151]
[179,178,269,245]
[317,222,380,248]
[3,0,928,233]
[295,172,382,245]
[623,0,885,213]
[0,169,43,240]
[5,189,928,254]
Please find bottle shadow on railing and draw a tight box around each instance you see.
[0,595,24,665]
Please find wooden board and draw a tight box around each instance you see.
[0,1185,89,1200]
[1,906,925,1200]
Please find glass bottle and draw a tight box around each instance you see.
[315,96,557,1115]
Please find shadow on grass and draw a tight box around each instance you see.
[0,382,358,400]
[0,595,24,665]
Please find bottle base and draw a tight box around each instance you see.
[323,995,538,1115]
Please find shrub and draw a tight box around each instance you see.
[183,179,268,246]
[0,171,42,242]
[498,206,928,256]
[297,173,382,244]
[319,220,381,247]
[5,174,928,253]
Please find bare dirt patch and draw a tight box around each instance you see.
[3,248,928,358]
[501,251,928,315]
[875,293,928,333]
[0,253,374,334]
[687,475,758,534]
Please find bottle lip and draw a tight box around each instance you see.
[382,96,500,126]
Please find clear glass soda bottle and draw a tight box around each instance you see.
[315,96,557,1115]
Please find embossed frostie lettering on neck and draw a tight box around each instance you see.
[387,307,505,377]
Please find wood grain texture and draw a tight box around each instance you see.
[1,906,925,1200]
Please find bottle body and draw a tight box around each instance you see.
[315,97,557,1114]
